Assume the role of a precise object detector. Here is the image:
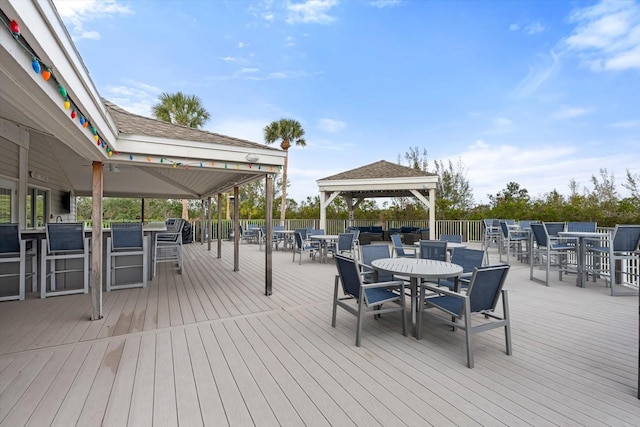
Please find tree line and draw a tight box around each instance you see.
[77,93,639,227]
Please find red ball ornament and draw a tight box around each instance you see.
[10,20,20,36]
[70,110,76,119]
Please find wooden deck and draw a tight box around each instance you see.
[1,241,639,426]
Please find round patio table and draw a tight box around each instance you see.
[371,258,463,336]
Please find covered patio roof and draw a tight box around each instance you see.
[1,0,284,318]
[316,160,438,237]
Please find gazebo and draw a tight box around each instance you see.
[316,160,438,239]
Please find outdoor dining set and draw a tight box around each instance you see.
[326,220,640,368]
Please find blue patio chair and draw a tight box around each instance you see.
[391,233,416,258]
[499,220,529,264]
[292,231,317,264]
[439,234,462,244]
[332,254,406,347]
[587,225,640,296]
[417,264,511,368]
[41,223,89,298]
[482,219,501,250]
[0,224,37,301]
[529,223,575,286]
[329,232,356,259]
[360,244,394,283]
[438,248,485,290]
[418,240,448,262]
[154,218,184,275]
[543,222,566,236]
[107,222,147,291]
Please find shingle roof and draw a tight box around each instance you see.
[319,160,436,180]
[104,100,279,151]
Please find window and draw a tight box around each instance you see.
[26,187,48,228]
[0,179,16,224]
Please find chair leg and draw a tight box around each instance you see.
[355,293,365,347]
[464,299,473,368]
[502,290,512,356]
[331,276,339,327]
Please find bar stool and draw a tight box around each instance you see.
[0,224,37,301]
[41,223,89,298]
[107,222,148,291]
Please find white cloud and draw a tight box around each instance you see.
[238,42,247,48]
[511,50,561,98]
[525,21,545,35]
[104,81,162,117]
[317,118,346,133]
[52,0,132,40]
[368,0,402,8]
[552,106,592,119]
[564,0,640,71]
[239,68,260,73]
[448,139,633,203]
[220,56,239,62]
[286,0,338,24]
[509,23,520,31]
[608,119,640,128]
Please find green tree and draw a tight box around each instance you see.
[151,92,211,219]
[151,92,211,128]
[488,182,531,219]
[264,118,306,222]
[433,159,474,219]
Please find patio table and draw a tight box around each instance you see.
[309,234,339,263]
[371,257,463,336]
[558,231,609,288]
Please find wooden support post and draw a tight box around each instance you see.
[233,186,239,272]
[217,193,222,258]
[200,199,205,244]
[91,161,103,320]
[207,196,212,251]
[265,174,274,295]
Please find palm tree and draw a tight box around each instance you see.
[152,92,211,219]
[264,118,306,222]
[152,92,210,128]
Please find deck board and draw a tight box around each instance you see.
[0,240,639,426]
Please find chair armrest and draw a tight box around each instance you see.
[361,280,405,290]
[420,282,465,299]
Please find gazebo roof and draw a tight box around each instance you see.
[317,160,438,199]
[319,160,436,181]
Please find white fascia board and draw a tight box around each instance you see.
[317,176,438,192]
[1,31,100,160]
[10,0,117,144]
[116,134,286,167]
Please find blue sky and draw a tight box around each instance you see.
[53,0,639,204]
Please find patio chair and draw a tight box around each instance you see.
[332,254,407,347]
[328,232,356,259]
[499,220,529,264]
[243,224,260,244]
[41,223,89,298]
[587,225,640,296]
[391,233,416,258]
[439,234,462,244]
[543,222,566,236]
[292,231,317,264]
[106,222,148,291]
[417,264,511,368]
[418,240,448,261]
[0,224,37,301]
[482,219,501,250]
[359,244,394,283]
[529,223,574,286]
[154,218,184,275]
[438,248,485,291]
